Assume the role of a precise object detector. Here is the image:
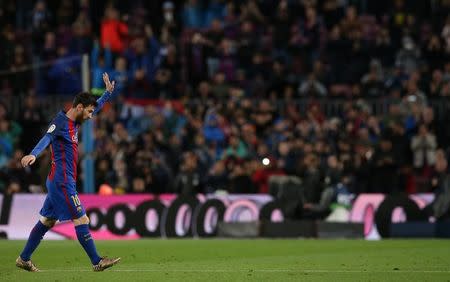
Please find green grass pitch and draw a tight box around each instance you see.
[1,239,449,281]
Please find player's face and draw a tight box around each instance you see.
[76,105,95,123]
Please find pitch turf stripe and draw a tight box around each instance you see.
[40,269,450,273]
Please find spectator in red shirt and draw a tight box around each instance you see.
[101,5,128,54]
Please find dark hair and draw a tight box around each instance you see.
[72,92,98,108]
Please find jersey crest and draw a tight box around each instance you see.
[47,124,56,133]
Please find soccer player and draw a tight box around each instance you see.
[16,73,120,272]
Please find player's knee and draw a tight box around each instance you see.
[73,215,89,226]
[40,217,56,228]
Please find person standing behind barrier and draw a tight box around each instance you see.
[174,151,204,196]
[371,137,399,193]
[411,124,437,175]
[425,150,450,220]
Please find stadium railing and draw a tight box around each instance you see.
[1,95,449,122]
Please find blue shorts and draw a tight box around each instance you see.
[40,180,86,221]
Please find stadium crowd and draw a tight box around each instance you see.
[1,0,450,213]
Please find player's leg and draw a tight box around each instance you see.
[20,216,57,260]
[16,216,56,272]
[73,215,101,265]
[73,215,121,271]
[16,190,58,272]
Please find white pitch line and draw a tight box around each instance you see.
[39,269,450,273]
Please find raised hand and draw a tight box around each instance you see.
[21,155,36,167]
[103,72,115,93]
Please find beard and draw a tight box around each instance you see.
[75,113,86,124]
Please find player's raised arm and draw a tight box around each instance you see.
[93,72,116,115]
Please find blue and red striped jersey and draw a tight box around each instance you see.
[46,111,80,183]
[30,90,112,184]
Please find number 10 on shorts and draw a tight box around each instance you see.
[71,195,81,206]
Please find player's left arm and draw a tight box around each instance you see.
[93,72,116,115]
[21,121,59,167]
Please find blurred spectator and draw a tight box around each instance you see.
[40,31,57,61]
[411,124,437,171]
[9,45,32,96]
[395,36,421,73]
[158,1,179,37]
[204,160,228,193]
[375,28,394,66]
[298,153,324,203]
[182,0,203,29]
[223,135,248,159]
[361,60,385,96]
[110,56,129,98]
[203,107,225,144]
[174,151,203,195]
[371,137,399,193]
[154,68,177,99]
[340,6,360,38]
[389,0,408,45]
[273,1,292,54]
[0,26,16,70]
[424,35,445,71]
[100,5,128,54]
[429,69,445,96]
[6,182,22,195]
[0,116,22,168]
[186,32,213,85]
[298,6,323,63]
[91,42,112,95]
[236,21,257,71]
[30,0,52,54]
[229,161,256,194]
[19,95,45,153]
[387,121,410,167]
[95,157,115,189]
[299,73,327,96]
[1,148,41,193]
[158,44,181,96]
[252,157,285,194]
[205,0,226,27]
[442,16,450,53]
[426,150,450,219]
[0,126,13,168]
[126,25,163,98]
[70,10,93,55]
[47,46,82,95]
